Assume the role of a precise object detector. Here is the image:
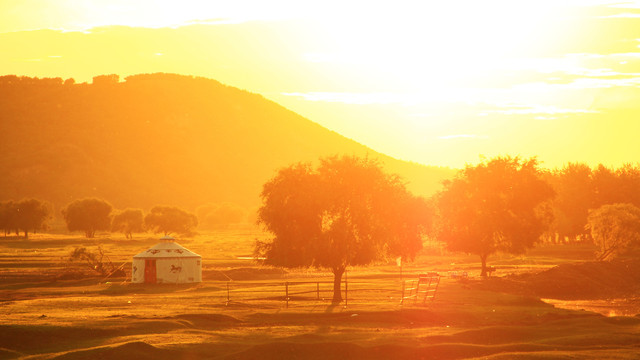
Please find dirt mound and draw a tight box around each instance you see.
[0,325,117,353]
[223,342,573,360]
[478,259,640,300]
[224,342,366,360]
[170,313,242,327]
[247,309,448,327]
[0,348,22,359]
[52,341,183,360]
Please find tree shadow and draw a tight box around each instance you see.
[324,303,340,313]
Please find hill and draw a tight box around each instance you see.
[0,73,454,214]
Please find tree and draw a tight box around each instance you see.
[196,202,247,229]
[0,201,17,236]
[382,190,434,261]
[586,203,640,261]
[592,164,620,207]
[256,155,430,303]
[13,199,51,239]
[111,208,145,239]
[62,198,113,238]
[92,74,119,85]
[616,164,640,207]
[0,199,50,238]
[548,163,594,243]
[144,206,198,236]
[436,156,555,276]
[68,246,125,277]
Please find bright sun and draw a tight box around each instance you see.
[304,1,564,92]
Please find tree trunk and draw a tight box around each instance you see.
[480,254,488,277]
[332,267,345,304]
[23,230,28,240]
[597,245,617,261]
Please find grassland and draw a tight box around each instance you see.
[1,230,639,359]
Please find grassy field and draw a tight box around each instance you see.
[1,231,639,359]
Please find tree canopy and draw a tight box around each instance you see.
[144,206,198,236]
[61,198,113,238]
[256,155,430,303]
[196,202,247,229]
[587,203,640,261]
[111,208,145,239]
[540,162,640,244]
[0,199,50,239]
[546,162,594,242]
[436,156,555,276]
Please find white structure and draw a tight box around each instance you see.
[132,236,202,284]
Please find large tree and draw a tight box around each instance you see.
[144,206,198,236]
[62,198,113,238]
[111,208,145,239]
[587,203,640,261]
[436,156,555,276]
[256,155,430,303]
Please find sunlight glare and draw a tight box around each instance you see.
[300,1,566,98]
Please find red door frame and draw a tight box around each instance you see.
[144,259,157,283]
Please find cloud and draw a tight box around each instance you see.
[438,134,489,140]
[607,1,640,9]
[492,104,597,115]
[561,77,640,88]
[600,12,640,17]
[282,92,410,105]
[182,18,244,26]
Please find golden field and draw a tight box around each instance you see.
[1,231,639,359]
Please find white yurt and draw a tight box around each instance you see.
[132,236,202,284]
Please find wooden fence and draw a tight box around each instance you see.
[217,274,440,308]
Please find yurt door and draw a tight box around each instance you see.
[144,259,157,283]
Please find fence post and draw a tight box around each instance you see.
[226,282,230,304]
[345,269,348,307]
[410,280,416,304]
[317,282,320,300]
[285,281,289,308]
[401,280,405,305]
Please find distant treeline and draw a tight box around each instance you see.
[0,197,250,239]
[2,161,638,244]
[543,162,640,243]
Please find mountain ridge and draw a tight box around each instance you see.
[0,73,454,213]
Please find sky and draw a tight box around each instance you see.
[1,0,640,169]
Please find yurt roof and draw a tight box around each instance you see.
[133,241,201,259]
